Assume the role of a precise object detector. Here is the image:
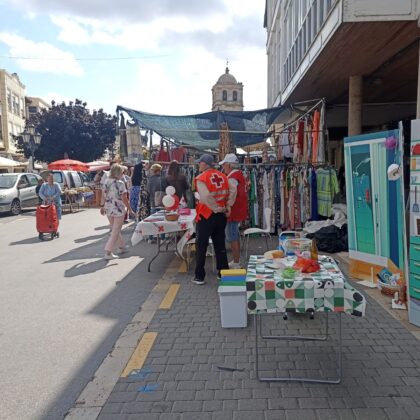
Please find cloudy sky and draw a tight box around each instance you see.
[0,0,267,116]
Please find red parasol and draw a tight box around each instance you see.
[48,159,89,172]
[87,160,111,172]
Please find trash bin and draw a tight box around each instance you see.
[217,285,247,328]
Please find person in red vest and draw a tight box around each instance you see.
[193,154,235,285]
[219,153,248,269]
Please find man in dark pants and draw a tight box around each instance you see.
[193,154,235,285]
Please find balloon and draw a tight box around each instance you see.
[162,195,175,208]
[166,186,176,195]
[170,195,180,209]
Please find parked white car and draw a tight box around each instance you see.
[0,173,42,215]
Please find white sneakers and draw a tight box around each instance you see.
[104,245,130,260]
[104,253,119,260]
[118,245,130,254]
[229,261,242,269]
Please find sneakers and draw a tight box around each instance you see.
[191,278,205,285]
[104,253,119,260]
[118,245,129,254]
[228,260,242,269]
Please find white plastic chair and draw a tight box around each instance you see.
[186,237,215,273]
[243,207,272,259]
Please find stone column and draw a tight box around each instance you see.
[348,75,363,136]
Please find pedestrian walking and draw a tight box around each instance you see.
[100,164,135,260]
[129,162,143,216]
[193,154,235,285]
[220,153,248,268]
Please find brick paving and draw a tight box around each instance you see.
[98,242,420,420]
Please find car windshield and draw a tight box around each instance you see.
[0,174,18,189]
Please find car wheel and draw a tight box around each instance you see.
[10,199,21,216]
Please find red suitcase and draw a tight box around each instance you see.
[36,203,59,240]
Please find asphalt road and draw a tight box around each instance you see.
[0,208,172,420]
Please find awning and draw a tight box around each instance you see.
[87,160,111,172]
[0,156,22,167]
[116,105,300,149]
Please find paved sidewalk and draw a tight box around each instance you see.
[93,245,420,420]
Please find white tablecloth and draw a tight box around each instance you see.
[131,209,196,256]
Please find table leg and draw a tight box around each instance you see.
[254,312,342,384]
[259,311,329,341]
[148,236,161,272]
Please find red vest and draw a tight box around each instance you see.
[228,170,248,222]
[195,169,229,221]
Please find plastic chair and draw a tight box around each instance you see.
[243,208,272,259]
[186,237,215,273]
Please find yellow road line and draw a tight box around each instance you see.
[120,332,158,377]
[178,261,188,273]
[159,283,181,309]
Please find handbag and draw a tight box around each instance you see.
[154,190,165,207]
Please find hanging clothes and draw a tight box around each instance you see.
[157,141,171,162]
[171,147,187,162]
[311,110,321,163]
[316,168,339,217]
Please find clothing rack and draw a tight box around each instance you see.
[275,98,325,135]
[238,162,333,167]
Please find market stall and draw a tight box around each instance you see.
[131,209,196,271]
[246,254,366,383]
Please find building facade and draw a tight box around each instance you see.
[212,67,244,111]
[265,0,420,135]
[0,69,26,157]
[25,96,50,119]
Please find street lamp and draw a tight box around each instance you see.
[21,125,41,172]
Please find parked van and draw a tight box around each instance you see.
[40,170,84,190]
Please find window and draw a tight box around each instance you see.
[27,174,39,186]
[28,106,37,113]
[7,89,12,112]
[52,172,64,184]
[233,91,238,101]
[70,172,82,188]
[18,175,30,188]
[222,90,227,101]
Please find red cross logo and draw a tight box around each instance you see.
[210,173,224,188]
[158,226,165,232]
[180,223,187,230]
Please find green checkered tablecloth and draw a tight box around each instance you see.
[246,255,366,317]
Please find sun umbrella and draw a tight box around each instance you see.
[48,159,89,172]
[87,160,111,172]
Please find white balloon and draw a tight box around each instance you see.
[165,186,176,195]
[162,195,175,207]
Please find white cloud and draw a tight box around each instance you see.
[0,32,84,76]
[115,46,266,116]
[8,0,226,21]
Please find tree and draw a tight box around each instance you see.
[17,99,117,163]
